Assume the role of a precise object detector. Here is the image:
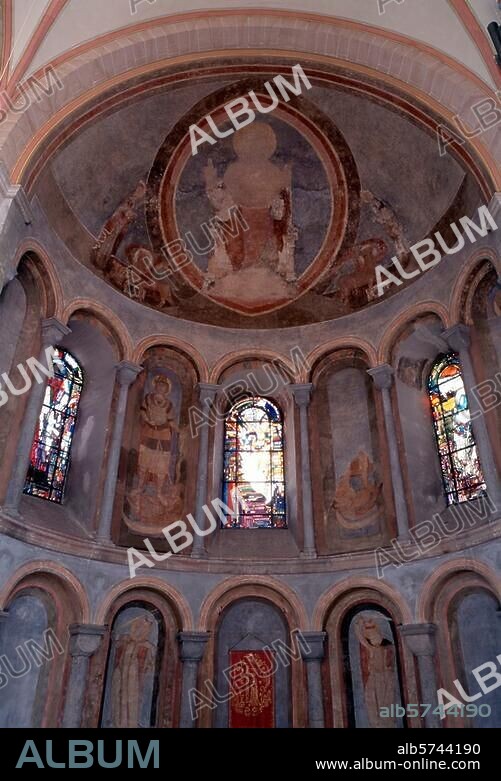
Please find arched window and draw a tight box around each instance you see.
[428,353,485,505]
[222,396,286,528]
[24,347,83,503]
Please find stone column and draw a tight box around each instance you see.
[191,384,219,559]
[4,317,70,512]
[178,631,210,727]
[97,361,142,540]
[300,631,326,728]
[367,365,410,539]
[443,324,501,505]
[62,624,105,728]
[488,311,501,370]
[290,384,317,558]
[399,623,440,728]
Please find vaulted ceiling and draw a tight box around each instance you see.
[1,0,499,90]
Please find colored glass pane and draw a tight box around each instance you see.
[24,348,83,503]
[222,396,286,528]
[428,353,485,505]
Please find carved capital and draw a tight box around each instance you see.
[367,364,394,390]
[68,624,106,657]
[41,317,71,347]
[442,324,471,353]
[289,383,313,408]
[178,631,210,662]
[399,623,437,656]
[197,383,219,404]
[299,631,326,661]
[115,360,142,387]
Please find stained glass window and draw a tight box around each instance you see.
[222,396,286,528]
[24,348,83,503]
[428,353,485,505]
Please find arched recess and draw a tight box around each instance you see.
[314,578,416,729]
[14,305,125,534]
[382,308,454,528]
[112,342,199,546]
[310,347,395,554]
[62,300,132,362]
[210,349,298,386]
[207,357,300,559]
[418,560,501,728]
[0,249,62,502]
[198,577,308,728]
[133,335,208,383]
[450,252,501,474]
[0,561,89,728]
[86,582,187,728]
[306,337,378,377]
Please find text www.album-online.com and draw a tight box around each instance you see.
[315,744,481,771]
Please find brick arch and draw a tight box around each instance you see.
[306,337,378,381]
[132,334,208,383]
[313,575,412,630]
[3,13,499,194]
[449,247,500,325]
[199,575,308,631]
[417,557,501,624]
[0,559,90,622]
[13,241,64,320]
[377,301,450,365]
[62,299,133,361]
[94,576,193,630]
[210,349,296,385]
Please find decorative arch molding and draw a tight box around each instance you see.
[449,247,500,325]
[12,241,64,319]
[306,337,378,381]
[377,301,451,365]
[94,576,193,630]
[316,576,417,728]
[61,299,133,361]
[0,559,90,623]
[313,576,413,630]
[132,334,208,382]
[2,13,499,192]
[198,575,309,631]
[417,557,501,623]
[209,349,296,385]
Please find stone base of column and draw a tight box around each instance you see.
[0,504,22,519]
[300,548,317,559]
[191,547,208,559]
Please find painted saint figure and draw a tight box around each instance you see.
[355,615,398,728]
[203,122,297,296]
[110,615,156,728]
[133,374,178,504]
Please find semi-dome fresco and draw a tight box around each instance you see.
[0,0,500,757]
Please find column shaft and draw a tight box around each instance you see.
[191,384,218,558]
[290,385,316,557]
[367,365,410,539]
[62,625,105,728]
[97,361,142,540]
